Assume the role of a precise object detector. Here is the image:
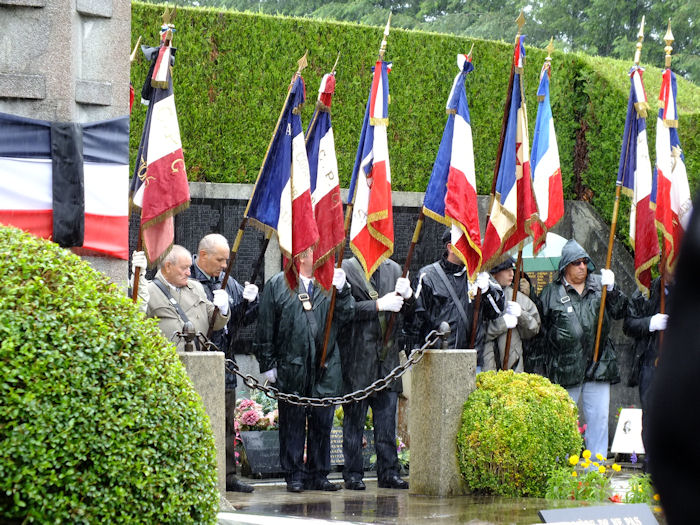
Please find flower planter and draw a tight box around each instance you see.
[239,428,376,477]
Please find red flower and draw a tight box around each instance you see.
[609,494,622,503]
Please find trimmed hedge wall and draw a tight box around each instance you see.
[130,3,699,248]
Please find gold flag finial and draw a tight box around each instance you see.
[634,15,645,66]
[296,50,308,75]
[467,42,475,61]
[162,5,177,25]
[516,10,526,35]
[130,35,142,64]
[379,13,392,60]
[546,37,555,61]
[664,19,674,68]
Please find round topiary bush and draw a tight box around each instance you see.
[0,226,218,523]
[456,370,583,497]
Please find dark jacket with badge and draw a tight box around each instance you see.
[539,240,627,388]
[254,272,355,397]
[339,257,414,394]
[191,258,258,388]
[407,254,505,364]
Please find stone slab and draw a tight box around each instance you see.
[75,79,112,106]
[409,349,476,497]
[0,73,46,99]
[0,0,45,6]
[178,351,226,494]
[76,0,112,18]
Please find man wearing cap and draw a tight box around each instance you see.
[483,257,541,372]
[539,239,627,461]
[407,228,505,366]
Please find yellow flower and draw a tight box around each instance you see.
[598,466,606,474]
[569,455,580,465]
[571,471,578,477]
[653,507,662,513]
[592,462,599,467]
[581,461,591,469]
[595,453,605,461]
[582,450,592,459]
[612,463,621,472]
[653,494,660,501]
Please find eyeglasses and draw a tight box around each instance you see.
[571,258,589,267]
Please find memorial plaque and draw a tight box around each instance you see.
[239,431,282,475]
[539,503,658,524]
[329,428,375,468]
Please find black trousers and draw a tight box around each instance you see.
[278,400,334,483]
[343,390,399,482]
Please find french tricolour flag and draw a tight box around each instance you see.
[423,54,482,280]
[247,74,319,290]
[482,36,542,267]
[653,66,691,273]
[0,112,129,259]
[618,65,658,297]
[348,59,394,279]
[306,73,345,291]
[530,58,563,254]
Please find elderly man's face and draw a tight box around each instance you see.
[199,243,229,277]
[564,257,589,285]
[163,254,192,288]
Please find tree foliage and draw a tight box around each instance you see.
[173,0,699,81]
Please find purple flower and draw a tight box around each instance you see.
[631,451,638,464]
[241,409,261,426]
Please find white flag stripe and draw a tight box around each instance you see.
[532,120,560,224]
[312,128,338,202]
[0,158,127,216]
[146,94,183,165]
[451,116,475,184]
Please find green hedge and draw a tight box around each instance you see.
[131,3,699,247]
[0,226,218,523]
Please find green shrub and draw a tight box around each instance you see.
[456,370,582,497]
[0,226,218,523]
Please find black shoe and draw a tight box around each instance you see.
[305,478,340,491]
[226,476,254,493]
[286,481,304,493]
[378,475,409,489]
[345,479,366,490]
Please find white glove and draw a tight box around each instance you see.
[332,268,347,290]
[476,272,491,293]
[600,268,615,291]
[395,276,412,299]
[131,250,147,273]
[376,292,404,312]
[242,282,258,302]
[649,313,668,332]
[503,313,518,329]
[263,368,277,384]
[505,300,522,317]
[212,289,229,315]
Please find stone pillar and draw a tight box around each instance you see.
[178,351,226,494]
[409,349,476,497]
[0,0,131,284]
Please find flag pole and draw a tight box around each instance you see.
[207,52,308,334]
[320,16,391,370]
[468,11,524,349]
[657,19,674,355]
[501,244,523,369]
[593,17,645,364]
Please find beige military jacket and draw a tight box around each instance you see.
[145,269,229,350]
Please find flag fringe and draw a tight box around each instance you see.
[140,200,190,231]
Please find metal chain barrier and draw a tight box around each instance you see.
[174,322,451,408]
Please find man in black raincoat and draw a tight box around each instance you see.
[339,256,414,490]
[406,229,505,367]
[254,248,354,493]
[539,239,627,460]
[190,233,258,493]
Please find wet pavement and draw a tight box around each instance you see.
[220,475,606,525]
